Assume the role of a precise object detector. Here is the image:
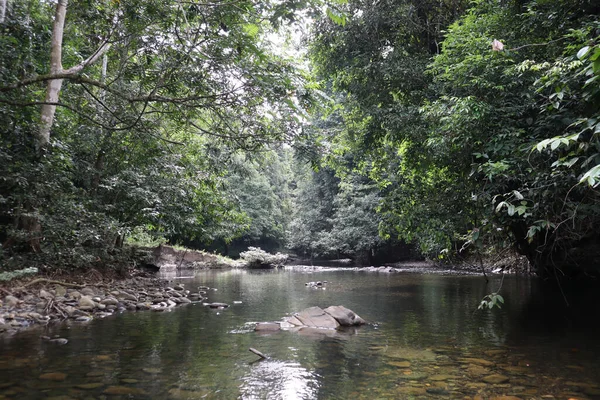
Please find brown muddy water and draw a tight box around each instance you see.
[0,268,599,399]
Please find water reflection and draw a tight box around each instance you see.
[240,359,319,400]
[1,269,600,399]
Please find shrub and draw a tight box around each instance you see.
[239,247,288,269]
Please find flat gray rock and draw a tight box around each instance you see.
[295,306,339,329]
[255,322,280,331]
[284,316,304,326]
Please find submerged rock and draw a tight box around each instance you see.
[103,386,147,396]
[482,374,510,384]
[76,383,104,390]
[39,372,68,381]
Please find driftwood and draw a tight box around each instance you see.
[249,347,267,359]
[20,278,86,289]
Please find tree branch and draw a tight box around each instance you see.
[64,41,112,75]
[0,73,245,105]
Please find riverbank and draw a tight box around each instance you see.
[287,251,532,276]
[0,246,531,338]
[0,244,244,337]
[0,269,212,337]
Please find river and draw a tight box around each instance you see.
[1,267,599,399]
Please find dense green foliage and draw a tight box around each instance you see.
[0,0,312,269]
[308,0,600,274]
[2,0,599,275]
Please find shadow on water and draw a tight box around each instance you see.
[1,268,600,399]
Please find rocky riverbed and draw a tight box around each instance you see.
[0,275,211,337]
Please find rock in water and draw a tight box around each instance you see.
[205,302,229,309]
[285,316,304,326]
[48,338,69,345]
[323,305,366,326]
[255,322,280,332]
[295,306,340,329]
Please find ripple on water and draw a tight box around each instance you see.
[239,360,319,400]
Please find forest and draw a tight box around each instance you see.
[1,0,599,278]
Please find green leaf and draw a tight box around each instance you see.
[507,204,515,216]
[243,23,260,37]
[512,190,524,200]
[495,201,506,213]
[579,164,600,187]
[577,46,590,59]
[325,7,347,26]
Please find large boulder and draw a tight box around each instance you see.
[255,306,366,333]
[323,305,366,326]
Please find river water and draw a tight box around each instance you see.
[1,267,599,399]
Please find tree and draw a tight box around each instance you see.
[307,0,600,274]
[308,0,470,257]
[0,0,314,268]
[424,0,600,272]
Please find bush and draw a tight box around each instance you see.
[239,247,288,269]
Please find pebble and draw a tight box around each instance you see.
[80,288,95,296]
[76,383,104,390]
[482,374,510,384]
[142,368,161,374]
[3,296,19,308]
[103,386,147,396]
[117,292,137,301]
[1,277,201,336]
[387,360,411,368]
[54,285,66,297]
[78,296,95,310]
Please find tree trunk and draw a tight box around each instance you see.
[92,54,109,190]
[0,0,7,24]
[2,212,42,253]
[38,0,68,152]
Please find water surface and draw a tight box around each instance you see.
[1,268,599,399]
